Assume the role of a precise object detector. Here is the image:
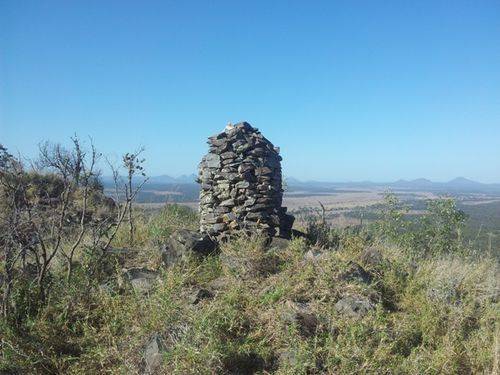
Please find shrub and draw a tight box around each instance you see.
[375,193,469,257]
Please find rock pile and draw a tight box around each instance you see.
[198,122,294,240]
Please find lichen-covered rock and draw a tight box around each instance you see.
[198,122,294,240]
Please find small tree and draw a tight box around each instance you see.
[418,198,467,255]
[0,145,24,317]
[122,148,147,245]
[376,192,411,241]
[0,138,147,319]
[376,193,468,257]
[106,148,148,248]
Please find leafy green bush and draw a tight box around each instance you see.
[375,193,468,257]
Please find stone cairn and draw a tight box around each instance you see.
[198,122,294,240]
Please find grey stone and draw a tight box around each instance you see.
[205,153,221,168]
[188,288,214,305]
[220,151,237,160]
[123,268,158,295]
[238,163,255,173]
[335,295,374,318]
[235,143,251,153]
[234,121,254,131]
[162,229,216,266]
[143,333,163,374]
[281,301,319,337]
[255,167,272,176]
[245,211,269,220]
[235,181,250,189]
[340,262,372,284]
[222,212,237,222]
[220,198,235,207]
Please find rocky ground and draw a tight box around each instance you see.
[2,205,498,374]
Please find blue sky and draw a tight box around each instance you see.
[1,1,499,182]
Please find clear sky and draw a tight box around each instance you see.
[1,1,499,182]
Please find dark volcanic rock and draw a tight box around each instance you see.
[340,261,373,284]
[123,268,158,294]
[161,229,216,266]
[188,288,214,305]
[282,301,319,337]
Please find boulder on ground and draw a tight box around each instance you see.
[340,261,373,284]
[161,229,216,266]
[123,268,158,295]
[361,246,384,267]
[188,287,214,305]
[143,333,163,374]
[281,301,319,337]
[267,236,291,250]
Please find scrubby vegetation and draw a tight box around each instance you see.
[1,143,499,374]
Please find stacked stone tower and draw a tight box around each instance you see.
[198,122,294,240]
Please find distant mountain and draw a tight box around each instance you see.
[447,177,485,189]
[285,177,500,193]
[101,173,500,195]
[393,178,434,189]
[101,174,197,187]
[284,177,307,187]
[147,175,177,184]
[148,174,197,184]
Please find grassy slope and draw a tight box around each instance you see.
[1,206,499,374]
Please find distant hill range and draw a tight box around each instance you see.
[101,175,500,203]
[101,174,197,186]
[285,177,500,194]
[101,174,199,203]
